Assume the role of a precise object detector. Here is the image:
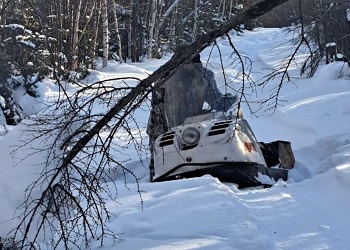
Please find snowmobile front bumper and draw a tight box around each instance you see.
[152,162,288,188]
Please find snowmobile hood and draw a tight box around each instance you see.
[153,115,267,182]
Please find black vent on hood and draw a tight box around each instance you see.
[159,131,175,147]
[208,121,231,136]
[181,144,198,151]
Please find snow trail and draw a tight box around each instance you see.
[89,28,350,250]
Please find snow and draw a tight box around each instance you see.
[1,28,350,249]
[4,24,25,30]
[18,40,36,48]
[326,42,336,47]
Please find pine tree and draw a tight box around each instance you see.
[0,23,49,125]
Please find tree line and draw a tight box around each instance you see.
[0,0,349,72]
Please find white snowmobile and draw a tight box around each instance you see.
[151,111,295,187]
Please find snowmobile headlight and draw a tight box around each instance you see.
[182,127,200,144]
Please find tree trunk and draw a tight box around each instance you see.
[0,0,3,23]
[91,0,101,68]
[111,0,123,62]
[152,0,163,58]
[71,0,82,71]
[78,0,97,69]
[131,0,139,62]
[218,0,223,17]
[229,0,233,17]
[222,0,227,19]
[169,10,176,50]
[193,0,198,42]
[101,0,109,68]
[147,0,157,59]
[158,0,182,30]
[57,0,291,171]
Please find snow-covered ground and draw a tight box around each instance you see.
[1,28,350,249]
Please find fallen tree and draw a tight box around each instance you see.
[58,0,290,180]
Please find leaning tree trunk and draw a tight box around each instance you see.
[158,0,181,31]
[55,0,291,174]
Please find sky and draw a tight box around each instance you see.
[1,27,350,250]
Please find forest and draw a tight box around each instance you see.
[0,0,349,125]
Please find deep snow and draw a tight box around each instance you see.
[1,28,350,249]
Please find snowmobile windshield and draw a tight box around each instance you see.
[183,112,226,124]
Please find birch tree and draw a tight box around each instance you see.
[101,0,109,67]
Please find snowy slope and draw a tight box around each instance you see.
[1,28,350,249]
